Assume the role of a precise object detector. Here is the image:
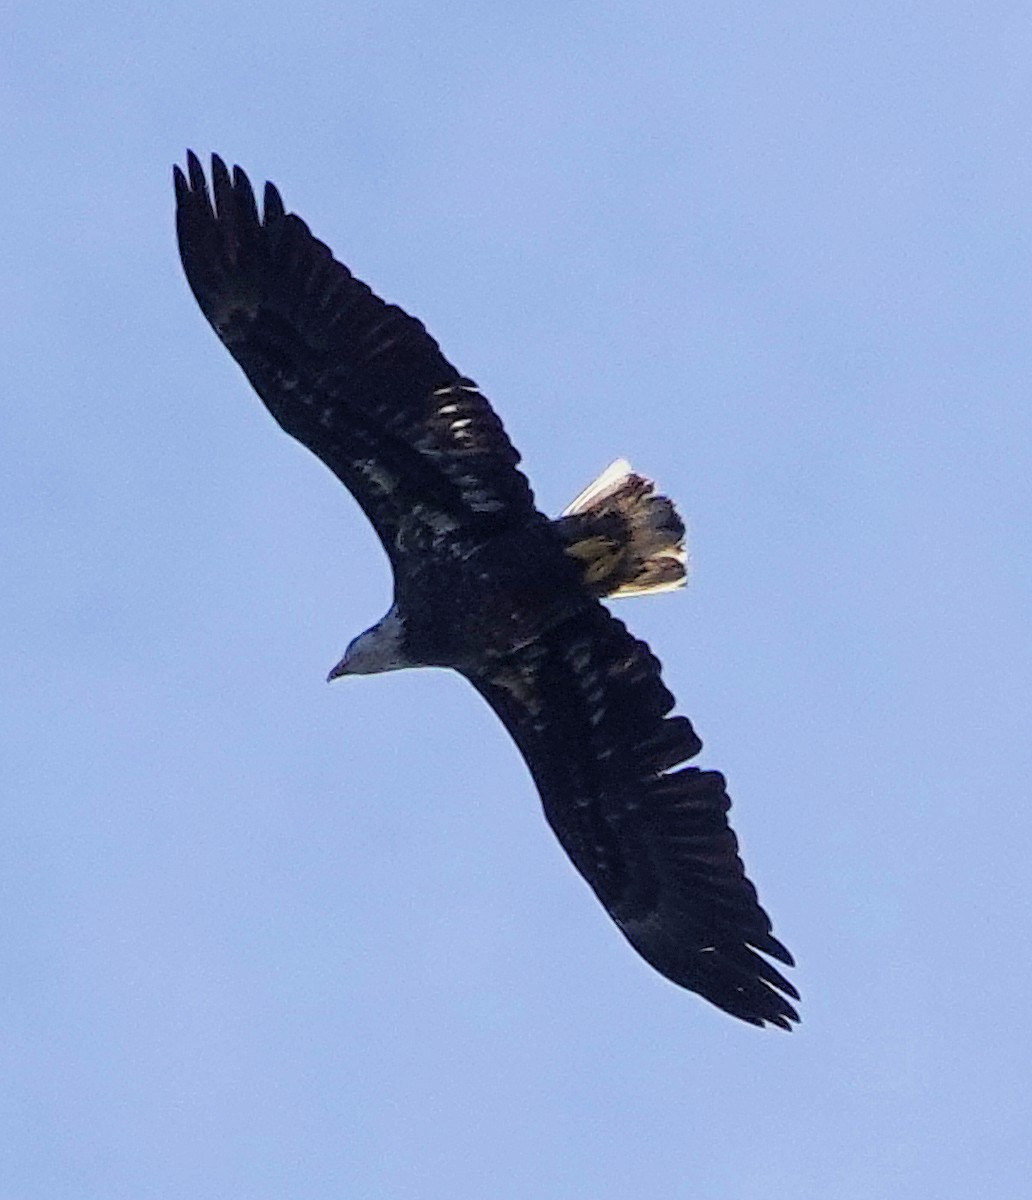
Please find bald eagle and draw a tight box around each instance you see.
[174,153,798,1029]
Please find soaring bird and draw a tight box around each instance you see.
[174,153,798,1028]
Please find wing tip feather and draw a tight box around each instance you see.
[175,153,269,227]
[172,162,189,204]
[185,148,206,191]
[264,179,286,222]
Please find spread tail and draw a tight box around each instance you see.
[554,460,688,599]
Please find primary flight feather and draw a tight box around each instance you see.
[174,152,798,1029]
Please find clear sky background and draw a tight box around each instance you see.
[4,3,1031,1197]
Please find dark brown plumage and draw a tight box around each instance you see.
[175,152,798,1028]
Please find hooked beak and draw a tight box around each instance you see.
[326,656,350,682]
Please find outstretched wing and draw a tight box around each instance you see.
[174,153,537,557]
[464,606,798,1029]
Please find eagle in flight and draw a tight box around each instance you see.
[174,153,798,1029]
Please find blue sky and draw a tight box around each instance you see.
[4,3,1031,1196]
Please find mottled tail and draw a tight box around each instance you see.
[554,459,688,599]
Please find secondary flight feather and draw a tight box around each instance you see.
[174,152,798,1029]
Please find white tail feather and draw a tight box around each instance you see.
[562,458,634,516]
[557,460,689,598]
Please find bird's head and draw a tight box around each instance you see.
[327,609,410,680]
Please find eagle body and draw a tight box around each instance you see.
[390,515,589,672]
[174,153,799,1029]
